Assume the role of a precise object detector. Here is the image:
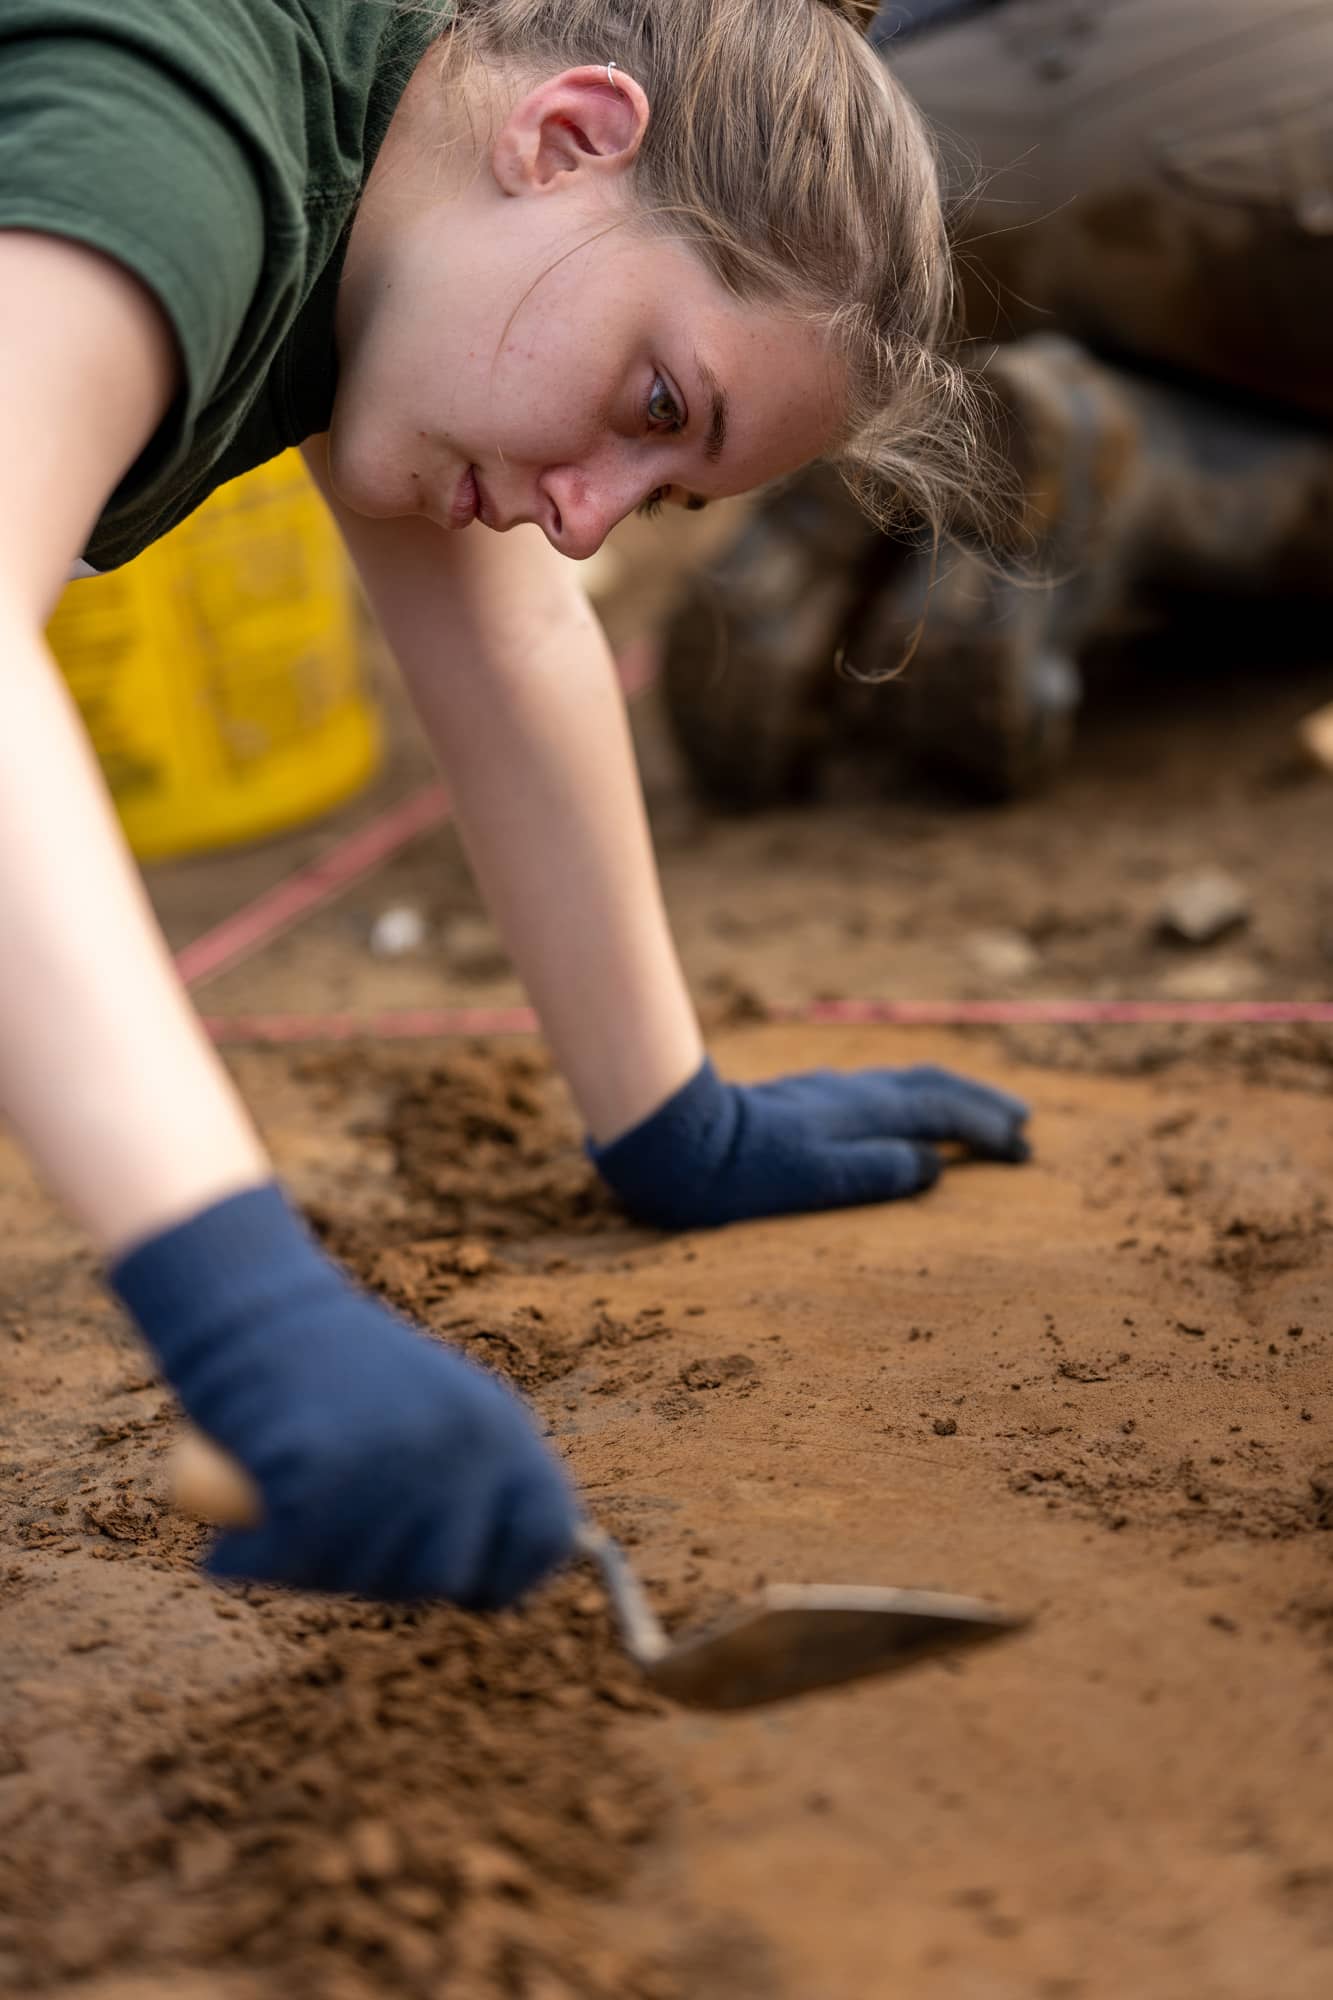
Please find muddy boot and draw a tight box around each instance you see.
[857,331,1333,797]
[659,466,894,809]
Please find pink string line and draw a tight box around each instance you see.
[200,996,1333,1046]
[176,639,658,992]
[174,637,1332,1041]
[796,997,1333,1027]
[175,783,453,989]
[203,1006,541,1044]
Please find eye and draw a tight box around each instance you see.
[646,374,684,434]
[637,488,668,519]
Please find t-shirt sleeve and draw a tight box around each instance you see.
[0,25,266,434]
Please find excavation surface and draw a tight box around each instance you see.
[3,607,1332,1996]
[2,1019,1331,1998]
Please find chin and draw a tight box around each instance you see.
[324,425,415,521]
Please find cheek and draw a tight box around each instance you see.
[485,286,625,446]
[479,346,613,461]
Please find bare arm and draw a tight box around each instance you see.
[303,438,702,1143]
[0,231,269,1251]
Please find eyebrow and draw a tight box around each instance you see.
[676,351,729,511]
[694,351,729,464]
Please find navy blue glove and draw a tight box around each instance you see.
[590,1058,1030,1230]
[110,1183,577,1606]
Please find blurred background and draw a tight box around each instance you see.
[48,0,1333,1032]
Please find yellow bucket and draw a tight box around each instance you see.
[48,451,380,862]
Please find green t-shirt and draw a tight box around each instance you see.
[0,0,448,569]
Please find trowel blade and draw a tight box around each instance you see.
[642,1585,1025,1712]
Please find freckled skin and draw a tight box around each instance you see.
[329,69,845,560]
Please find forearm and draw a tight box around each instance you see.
[398,534,702,1142]
[339,512,702,1141]
[0,596,269,1253]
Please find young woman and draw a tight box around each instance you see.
[0,0,1029,1609]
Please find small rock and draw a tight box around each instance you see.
[681,1354,758,1391]
[1155,869,1250,946]
[932,1417,959,1437]
[447,1238,493,1278]
[348,1817,403,1883]
[963,928,1039,983]
[305,1842,356,1889]
[369,904,428,958]
[66,1628,111,1654]
[457,1841,531,1899]
[386,1883,446,1924]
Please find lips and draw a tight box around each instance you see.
[447,465,480,529]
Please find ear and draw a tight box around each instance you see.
[491,66,650,196]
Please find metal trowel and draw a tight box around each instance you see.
[173,1433,1027,1712]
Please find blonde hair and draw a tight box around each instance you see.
[404,0,985,542]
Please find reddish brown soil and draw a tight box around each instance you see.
[4,1022,1332,1999]
[3,590,1333,1997]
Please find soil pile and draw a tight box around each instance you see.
[0,1573,682,1999]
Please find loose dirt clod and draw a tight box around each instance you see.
[0,1573,689,1997]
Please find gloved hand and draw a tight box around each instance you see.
[590,1058,1030,1230]
[109,1182,577,1606]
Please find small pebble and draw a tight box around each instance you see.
[1155,869,1250,946]
[369,904,428,957]
[349,1817,402,1882]
[963,927,1039,983]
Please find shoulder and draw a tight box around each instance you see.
[0,231,178,609]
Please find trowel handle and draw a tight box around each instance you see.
[572,1521,671,1668]
[172,1433,670,1665]
[172,1430,262,1528]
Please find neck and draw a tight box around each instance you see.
[337,51,484,355]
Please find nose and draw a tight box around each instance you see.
[539,462,648,562]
